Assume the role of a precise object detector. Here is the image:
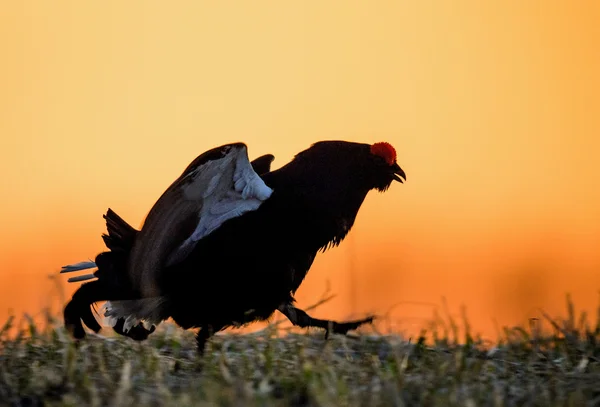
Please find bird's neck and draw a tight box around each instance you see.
[263,170,370,252]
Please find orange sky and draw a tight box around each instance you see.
[1,1,599,341]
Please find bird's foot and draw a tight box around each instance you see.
[278,304,375,339]
[323,315,375,339]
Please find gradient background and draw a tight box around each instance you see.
[1,1,599,340]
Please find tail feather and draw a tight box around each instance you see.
[67,274,97,283]
[60,261,97,274]
[102,208,137,251]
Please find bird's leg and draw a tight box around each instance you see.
[195,327,211,357]
[193,324,225,371]
[195,325,220,357]
[278,304,374,339]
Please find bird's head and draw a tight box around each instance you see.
[289,140,406,194]
[365,141,406,192]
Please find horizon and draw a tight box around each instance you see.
[1,1,599,342]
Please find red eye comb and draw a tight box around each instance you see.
[370,142,396,166]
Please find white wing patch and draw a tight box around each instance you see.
[166,144,273,266]
[102,297,168,333]
[233,153,273,200]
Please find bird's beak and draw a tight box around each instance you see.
[391,163,406,183]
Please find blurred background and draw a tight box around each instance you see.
[1,1,598,341]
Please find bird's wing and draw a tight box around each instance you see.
[249,154,275,176]
[127,142,274,298]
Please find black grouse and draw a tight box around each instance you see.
[60,140,406,355]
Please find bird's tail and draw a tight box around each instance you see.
[60,261,98,283]
[61,208,140,337]
[60,208,137,283]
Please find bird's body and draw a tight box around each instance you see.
[61,140,406,354]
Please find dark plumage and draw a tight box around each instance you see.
[61,140,406,355]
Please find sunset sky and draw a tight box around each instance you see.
[1,1,599,340]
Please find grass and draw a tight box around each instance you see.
[0,295,599,407]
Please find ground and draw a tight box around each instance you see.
[0,298,599,406]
